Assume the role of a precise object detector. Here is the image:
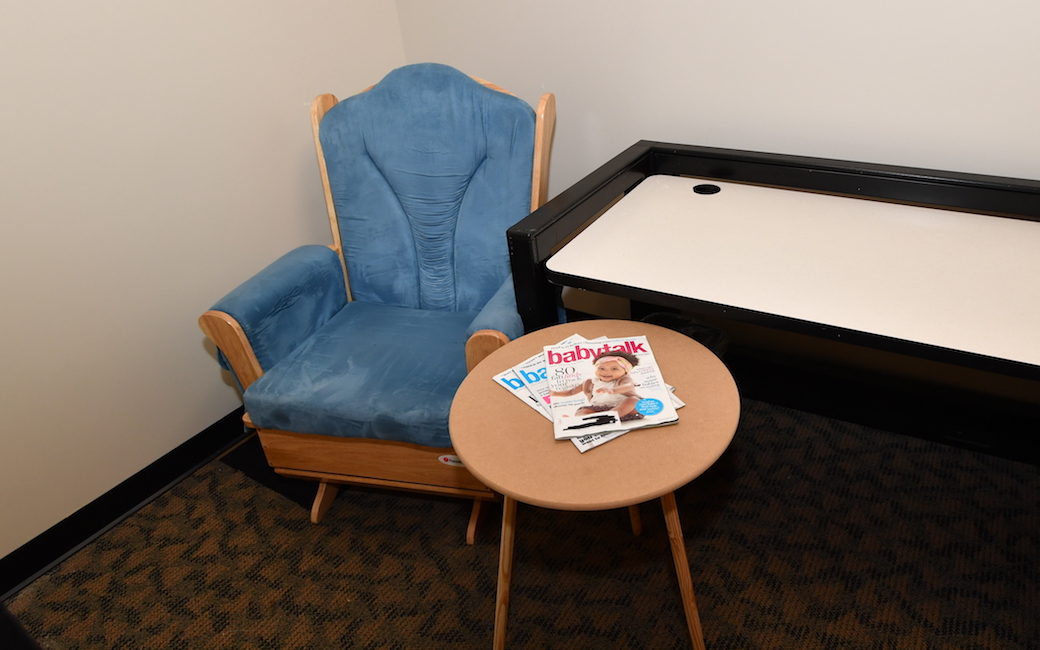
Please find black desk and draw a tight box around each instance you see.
[508,141,1040,382]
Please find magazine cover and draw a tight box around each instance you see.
[544,335,678,440]
[567,427,630,453]
[493,335,627,452]
[492,367,551,420]
[511,334,592,418]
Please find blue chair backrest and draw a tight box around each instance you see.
[319,63,536,312]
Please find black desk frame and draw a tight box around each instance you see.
[508,141,1040,381]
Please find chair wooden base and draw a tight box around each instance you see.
[311,481,340,524]
[254,425,498,544]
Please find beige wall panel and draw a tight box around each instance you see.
[395,0,1040,198]
[0,0,406,557]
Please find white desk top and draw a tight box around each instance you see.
[547,174,1040,367]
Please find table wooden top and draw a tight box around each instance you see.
[449,320,741,511]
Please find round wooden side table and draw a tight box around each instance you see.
[450,320,740,649]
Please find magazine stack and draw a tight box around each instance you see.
[492,334,683,452]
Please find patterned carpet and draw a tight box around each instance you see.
[6,399,1039,649]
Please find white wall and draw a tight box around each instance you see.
[3,0,1037,561]
[395,0,1040,198]
[0,0,405,557]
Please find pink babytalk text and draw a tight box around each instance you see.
[545,340,646,365]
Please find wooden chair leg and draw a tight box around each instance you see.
[310,480,340,524]
[467,499,485,545]
[628,504,643,536]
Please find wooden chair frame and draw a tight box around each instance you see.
[200,76,555,543]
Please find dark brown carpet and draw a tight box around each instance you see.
[6,399,1038,649]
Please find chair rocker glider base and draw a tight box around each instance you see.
[311,481,339,525]
[306,480,493,546]
[249,420,499,543]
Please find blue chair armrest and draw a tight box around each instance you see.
[465,274,524,341]
[210,245,347,372]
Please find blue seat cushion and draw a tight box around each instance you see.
[243,301,477,449]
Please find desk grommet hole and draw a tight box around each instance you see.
[693,184,721,195]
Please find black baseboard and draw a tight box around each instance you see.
[0,408,249,601]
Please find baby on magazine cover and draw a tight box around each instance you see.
[549,350,645,422]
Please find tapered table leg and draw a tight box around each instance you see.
[494,495,518,650]
[661,491,706,650]
[628,504,643,536]
[467,498,484,545]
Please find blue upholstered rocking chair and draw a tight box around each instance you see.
[199,64,555,542]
